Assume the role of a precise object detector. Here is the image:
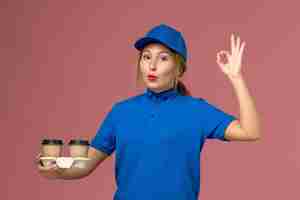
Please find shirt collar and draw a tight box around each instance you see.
[144,87,180,102]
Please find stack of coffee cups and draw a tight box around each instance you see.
[40,138,90,168]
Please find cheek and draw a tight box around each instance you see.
[160,63,177,77]
[139,63,147,74]
[140,67,148,77]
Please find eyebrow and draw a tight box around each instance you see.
[142,49,172,55]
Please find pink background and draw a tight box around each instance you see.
[2,0,299,199]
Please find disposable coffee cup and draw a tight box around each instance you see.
[68,139,89,158]
[41,139,64,157]
[40,139,64,166]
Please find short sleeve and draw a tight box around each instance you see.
[90,104,117,155]
[201,100,237,142]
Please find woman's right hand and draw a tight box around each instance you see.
[36,153,63,179]
[36,147,110,180]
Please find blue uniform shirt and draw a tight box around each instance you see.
[90,87,237,200]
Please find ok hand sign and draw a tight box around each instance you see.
[216,34,246,80]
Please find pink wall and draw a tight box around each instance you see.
[2,0,299,199]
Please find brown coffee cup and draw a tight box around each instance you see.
[68,139,89,158]
[41,139,64,157]
[40,139,64,166]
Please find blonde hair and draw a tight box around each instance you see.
[136,48,191,96]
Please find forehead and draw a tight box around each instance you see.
[142,43,173,54]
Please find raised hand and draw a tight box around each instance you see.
[216,33,246,80]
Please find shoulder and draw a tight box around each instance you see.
[178,95,225,115]
[179,95,209,106]
[112,93,145,109]
[187,95,220,108]
[103,94,144,122]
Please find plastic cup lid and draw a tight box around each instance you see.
[41,139,64,145]
[68,139,90,146]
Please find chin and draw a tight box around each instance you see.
[146,83,168,92]
[145,82,160,88]
[143,79,168,90]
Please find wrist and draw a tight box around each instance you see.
[228,74,244,84]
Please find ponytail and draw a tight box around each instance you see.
[177,80,191,96]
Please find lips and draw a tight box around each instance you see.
[148,74,157,80]
[148,74,157,78]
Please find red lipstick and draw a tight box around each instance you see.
[148,74,157,80]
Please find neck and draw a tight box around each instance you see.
[148,87,175,93]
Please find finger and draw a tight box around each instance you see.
[41,164,58,172]
[239,42,246,58]
[38,163,51,171]
[216,58,224,68]
[34,154,42,165]
[217,50,229,56]
[38,159,56,168]
[216,54,226,68]
[35,153,41,160]
[216,51,223,65]
[37,162,44,170]
[217,50,230,64]
[216,57,227,74]
[231,34,236,55]
[236,36,240,52]
[34,158,40,165]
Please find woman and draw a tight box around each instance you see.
[37,24,261,200]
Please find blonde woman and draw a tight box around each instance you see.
[37,24,261,200]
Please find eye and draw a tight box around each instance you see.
[160,55,169,61]
[142,54,150,60]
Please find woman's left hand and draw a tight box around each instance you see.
[216,34,246,80]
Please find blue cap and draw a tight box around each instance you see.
[134,24,187,61]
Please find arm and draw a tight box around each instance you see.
[217,34,261,142]
[37,146,109,180]
[58,146,110,179]
[38,104,118,179]
[225,76,261,141]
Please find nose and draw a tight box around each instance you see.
[149,57,158,71]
